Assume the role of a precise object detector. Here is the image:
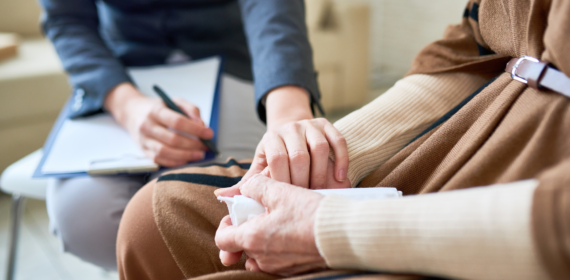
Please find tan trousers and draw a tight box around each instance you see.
[116,159,426,280]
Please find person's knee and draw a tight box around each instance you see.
[47,176,143,270]
[117,180,185,280]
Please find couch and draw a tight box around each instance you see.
[0,0,70,174]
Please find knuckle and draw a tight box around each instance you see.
[282,122,301,133]
[262,131,277,142]
[151,103,163,115]
[288,149,309,163]
[311,140,330,153]
[166,134,180,146]
[265,130,279,138]
[156,146,168,157]
[242,239,256,252]
[312,174,327,188]
[139,121,150,134]
[242,232,260,252]
[171,117,186,130]
[150,153,160,163]
[334,135,347,147]
[266,151,287,164]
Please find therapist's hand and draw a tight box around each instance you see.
[215,174,327,276]
[105,82,214,167]
[215,154,351,198]
[248,86,349,189]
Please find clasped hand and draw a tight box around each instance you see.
[214,115,351,275]
[215,174,327,276]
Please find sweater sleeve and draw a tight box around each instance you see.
[238,0,322,123]
[332,73,487,186]
[39,0,133,118]
[314,180,551,280]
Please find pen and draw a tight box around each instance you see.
[152,85,219,156]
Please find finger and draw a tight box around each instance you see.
[305,126,329,189]
[141,119,206,150]
[261,166,270,177]
[142,149,186,167]
[263,132,291,184]
[240,174,290,209]
[151,105,213,139]
[324,122,348,183]
[242,144,269,182]
[214,183,242,197]
[215,215,245,253]
[216,152,268,197]
[173,98,203,124]
[220,250,242,266]
[245,258,261,272]
[143,139,205,164]
[281,123,310,188]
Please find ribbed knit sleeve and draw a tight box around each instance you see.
[314,180,551,280]
[333,73,487,186]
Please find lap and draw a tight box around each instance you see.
[119,158,430,280]
[118,158,252,279]
[46,174,148,269]
[117,178,185,280]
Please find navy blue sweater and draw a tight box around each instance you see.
[39,0,321,122]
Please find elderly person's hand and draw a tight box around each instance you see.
[214,174,328,276]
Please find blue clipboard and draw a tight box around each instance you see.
[33,56,224,178]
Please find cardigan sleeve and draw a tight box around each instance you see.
[39,0,132,118]
[314,179,551,280]
[238,0,323,123]
[332,73,487,187]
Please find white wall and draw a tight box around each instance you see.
[337,0,467,88]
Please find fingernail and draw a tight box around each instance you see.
[337,169,346,182]
[196,152,205,160]
[219,251,229,266]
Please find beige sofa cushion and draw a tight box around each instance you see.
[307,0,370,113]
[0,0,42,37]
[0,38,69,173]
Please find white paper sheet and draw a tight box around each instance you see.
[41,114,147,174]
[41,57,221,175]
[128,57,221,127]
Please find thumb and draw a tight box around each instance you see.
[214,183,242,197]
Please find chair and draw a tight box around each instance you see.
[0,150,48,280]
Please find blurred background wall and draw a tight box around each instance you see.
[364,0,467,89]
[0,0,69,175]
[306,0,466,115]
[0,0,467,174]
